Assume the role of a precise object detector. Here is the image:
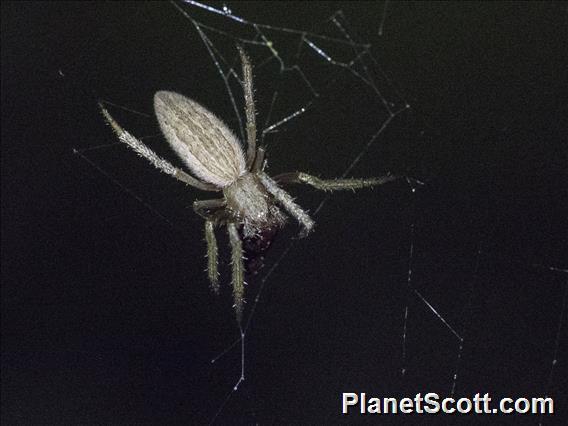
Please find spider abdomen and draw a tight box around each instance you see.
[154,91,246,188]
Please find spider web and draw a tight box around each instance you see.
[71,2,566,424]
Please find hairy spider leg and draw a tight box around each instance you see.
[251,147,265,173]
[99,104,219,192]
[194,199,229,294]
[228,223,245,324]
[258,173,316,236]
[262,171,401,236]
[204,220,219,293]
[273,171,399,191]
[237,46,257,170]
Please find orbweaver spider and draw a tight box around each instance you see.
[100,47,399,323]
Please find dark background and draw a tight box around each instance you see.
[2,1,566,425]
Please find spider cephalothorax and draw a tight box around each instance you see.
[100,46,398,323]
[223,173,287,238]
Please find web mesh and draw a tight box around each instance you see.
[73,2,566,423]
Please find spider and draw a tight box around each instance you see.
[100,47,399,323]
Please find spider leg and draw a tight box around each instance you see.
[193,199,227,294]
[237,46,257,171]
[227,222,245,324]
[272,171,399,192]
[258,173,315,237]
[204,220,220,294]
[99,104,219,192]
[251,147,265,173]
[193,199,227,221]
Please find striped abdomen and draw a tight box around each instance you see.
[154,91,246,188]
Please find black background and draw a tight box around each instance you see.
[2,2,566,425]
